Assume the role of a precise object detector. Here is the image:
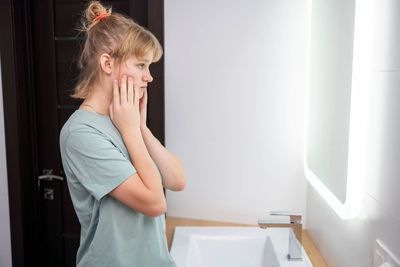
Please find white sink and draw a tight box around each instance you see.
[170,227,313,267]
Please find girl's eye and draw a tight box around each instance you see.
[138,64,145,69]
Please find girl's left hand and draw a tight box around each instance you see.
[139,87,148,129]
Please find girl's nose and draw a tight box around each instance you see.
[143,70,153,82]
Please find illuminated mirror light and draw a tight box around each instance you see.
[304,0,372,219]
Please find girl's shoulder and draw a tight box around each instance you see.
[60,109,123,150]
[60,110,109,144]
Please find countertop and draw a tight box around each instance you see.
[165,216,327,267]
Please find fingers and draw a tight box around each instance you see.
[114,75,138,106]
[127,77,134,104]
[113,79,120,107]
[143,87,147,103]
[134,85,140,106]
[139,87,147,108]
[120,75,127,105]
[109,103,113,119]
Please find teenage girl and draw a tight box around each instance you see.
[59,1,186,266]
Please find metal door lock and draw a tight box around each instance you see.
[43,188,54,200]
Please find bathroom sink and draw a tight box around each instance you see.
[170,227,313,267]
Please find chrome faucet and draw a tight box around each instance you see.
[258,211,303,261]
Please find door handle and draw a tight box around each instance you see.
[38,174,64,182]
[37,169,64,188]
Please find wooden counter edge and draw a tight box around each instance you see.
[165,216,328,267]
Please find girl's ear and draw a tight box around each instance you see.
[99,53,113,74]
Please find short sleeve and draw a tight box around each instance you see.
[64,128,136,201]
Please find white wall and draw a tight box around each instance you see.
[164,0,310,225]
[306,0,400,266]
[0,55,12,266]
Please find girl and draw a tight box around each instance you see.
[59,1,186,266]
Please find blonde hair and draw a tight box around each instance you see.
[70,1,163,99]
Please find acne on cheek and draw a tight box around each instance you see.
[118,74,134,83]
[120,72,136,79]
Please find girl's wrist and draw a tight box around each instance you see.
[121,127,142,140]
[140,124,149,132]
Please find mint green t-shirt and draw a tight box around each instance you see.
[59,109,176,267]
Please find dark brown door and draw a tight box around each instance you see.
[30,1,164,266]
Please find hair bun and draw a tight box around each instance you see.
[85,1,112,24]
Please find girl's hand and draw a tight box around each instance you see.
[109,75,141,136]
[139,87,148,130]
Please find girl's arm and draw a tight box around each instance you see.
[109,128,166,217]
[140,126,187,191]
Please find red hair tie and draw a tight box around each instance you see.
[94,13,110,22]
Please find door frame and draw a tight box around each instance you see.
[0,0,41,266]
[0,0,165,266]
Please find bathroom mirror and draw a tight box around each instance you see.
[305,0,356,205]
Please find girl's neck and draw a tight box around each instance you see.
[80,85,113,116]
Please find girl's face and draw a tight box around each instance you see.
[116,54,154,99]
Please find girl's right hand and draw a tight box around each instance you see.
[109,75,141,136]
